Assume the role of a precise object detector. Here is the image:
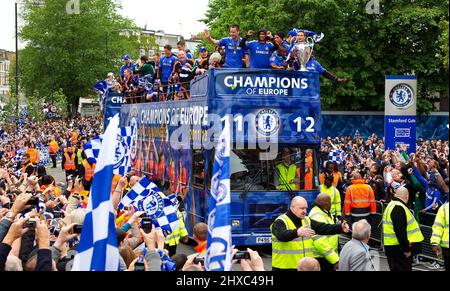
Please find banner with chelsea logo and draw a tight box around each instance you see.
[385,75,417,154]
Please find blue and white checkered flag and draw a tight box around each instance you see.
[84,127,134,176]
[14,168,23,177]
[329,150,345,164]
[205,121,232,271]
[72,115,120,271]
[119,177,180,234]
[13,148,25,163]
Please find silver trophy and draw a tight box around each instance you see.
[294,42,314,71]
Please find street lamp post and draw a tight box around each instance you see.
[15,2,19,117]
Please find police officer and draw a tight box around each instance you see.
[271,196,350,271]
[383,187,424,271]
[431,202,449,271]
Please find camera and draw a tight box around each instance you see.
[233,251,250,261]
[53,211,64,219]
[26,196,40,206]
[134,256,145,272]
[25,219,36,229]
[73,225,83,234]
[140,217,153,233]
[193,257,205,265]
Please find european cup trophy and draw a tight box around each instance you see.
[293,42,314,71]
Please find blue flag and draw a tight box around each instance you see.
[205,121,232,271]
[71,115,120,271]
[84,127,134,176]
[119,177,180,235]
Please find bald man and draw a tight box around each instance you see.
[382,187,424,271]
[271,196,350,271]
[297,257,321,271]
[309,194,340,271]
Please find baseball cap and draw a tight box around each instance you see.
[122,54,130,60]
[199,46,207,52]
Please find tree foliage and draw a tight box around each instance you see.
[203,0,449,113]
[19,0,138,116]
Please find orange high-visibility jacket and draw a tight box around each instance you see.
[63,152,76,171]
[344,180,376,217]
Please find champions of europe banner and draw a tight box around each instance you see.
[214,70,320,98]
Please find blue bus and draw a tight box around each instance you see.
[119,68,322,246]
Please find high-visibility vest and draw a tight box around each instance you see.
[64,152,76,170]
[165,211,188,246]
[276,163,297,191]
[320,184,342,217]
[383,200,424,246]
[271,214,314,269]
[49,141,59,154]
[309,206,339,264]
[70,131,78,143]
[76,149,83,165]
[344,182,376,217]
[82,160,96,182]
[304,156,313,190]
[431,203,449,249]
[26,148,40,164]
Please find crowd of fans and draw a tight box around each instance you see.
[103,25,346,104]
[320,135,449,224]
[1,121,447,271]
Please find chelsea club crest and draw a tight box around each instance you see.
[141,193,164,219]
[256,109,280,136]
[389,84,414,109]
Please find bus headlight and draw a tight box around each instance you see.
[232,220,240,227]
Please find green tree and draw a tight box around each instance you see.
[19,0,138,116]
[203,0,449,113]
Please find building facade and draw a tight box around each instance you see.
[139,29,202,57]
[0,50,14,101]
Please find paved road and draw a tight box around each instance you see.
[46,164,443,271]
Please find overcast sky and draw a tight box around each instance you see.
[0,0,209,52]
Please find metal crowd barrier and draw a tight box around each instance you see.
[417,213,444,265]
[368,201,385,251]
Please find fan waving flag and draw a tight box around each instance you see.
[118,177,180,234]
[205,121,232,271]
[84,126,134,175]
[71,114,120,271]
